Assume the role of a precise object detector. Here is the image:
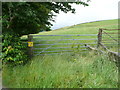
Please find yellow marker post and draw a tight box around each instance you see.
[28,35,33,58]
[28,42,33,47]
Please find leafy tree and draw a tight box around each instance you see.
[2,32,28,65]
[2,1,90,65]
[2,1,89,36]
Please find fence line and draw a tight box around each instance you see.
[26,28,118,57]
[35,37,65,56]
[35,38,97,41]
[30,34,98,56]
[33,34,97,37]
[102,31,118,42]
[97,28,119,48]
[25,28,119,60]
[102,32,120,34]
[101,41,118,43]
[101,29,120,30]
[34,43,96,46]
[96,28,119,62]
[34,46,86,50]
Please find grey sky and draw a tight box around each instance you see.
[51,0,119,30]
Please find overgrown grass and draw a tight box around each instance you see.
[3,19,118,88]
[3,52,118,88]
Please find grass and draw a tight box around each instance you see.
[30,19,118,54]
[3,19,119,88]
[3,52,118,88]
[34,19,118,35]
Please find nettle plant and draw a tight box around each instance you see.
[2,32,28,65]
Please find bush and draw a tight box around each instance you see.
[2,32,28,65]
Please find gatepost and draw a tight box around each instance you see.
[28,35,33,59]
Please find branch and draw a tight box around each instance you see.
[7,7,15,29]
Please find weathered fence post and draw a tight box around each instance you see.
[28,35,33,59]
[97,28,103,48]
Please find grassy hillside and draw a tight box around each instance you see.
[3,19,118,88]
[30,19,118,54]
[35,19,118,35]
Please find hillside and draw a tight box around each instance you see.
[35,19,118,35]
[30,19,118,53]
[3,19,118,88]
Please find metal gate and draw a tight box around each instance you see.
[32,34,98,56]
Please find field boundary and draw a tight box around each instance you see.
[97,28,119,48]
[27,34,97,57]
[25,28,119,59]
[96,28,119,62]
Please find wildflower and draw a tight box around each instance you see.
[74,59,77,62]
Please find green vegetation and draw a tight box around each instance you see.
[3,19,118,88]
[3,52,118,88]
[30,19,118,54]
[2,1,118,88]
[2,2,89,65]
[35,19,118,35]
[2,32,28,65]
[2,2,89,36]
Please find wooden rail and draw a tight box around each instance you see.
[86,28,119,62]
[85,43,120,62]
[97,28,119,48]
[102,31,118,42]
[101,29,120,30]
[84,44,104,54]
[97,28,119,62]
[100,43,120,62]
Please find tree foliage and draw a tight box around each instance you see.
[2,32,28,65]
[2,1,89,36]
[2,1,90,65]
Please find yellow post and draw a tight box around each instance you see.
[28,35,33,58]
[28,42,33,47]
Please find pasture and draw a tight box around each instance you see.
[3,19,119,88]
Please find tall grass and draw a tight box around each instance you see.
[5,19,118,88]
[3,51,118,88]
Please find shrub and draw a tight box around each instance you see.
[2,32,28,65]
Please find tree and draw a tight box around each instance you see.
[2,1,90,65]
[2,1,89,36]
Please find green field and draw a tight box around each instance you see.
[31,19,118,54]
[33,19,118,35]
[3,19,118,88]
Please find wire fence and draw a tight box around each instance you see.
[97,28,119,52]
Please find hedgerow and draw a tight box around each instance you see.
[2,32,28,65]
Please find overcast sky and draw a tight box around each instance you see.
[51,0,119,30]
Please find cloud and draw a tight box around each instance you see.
[51,0,119,30]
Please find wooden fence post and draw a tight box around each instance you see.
[97,28,103,48]
[28,35,33,59]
